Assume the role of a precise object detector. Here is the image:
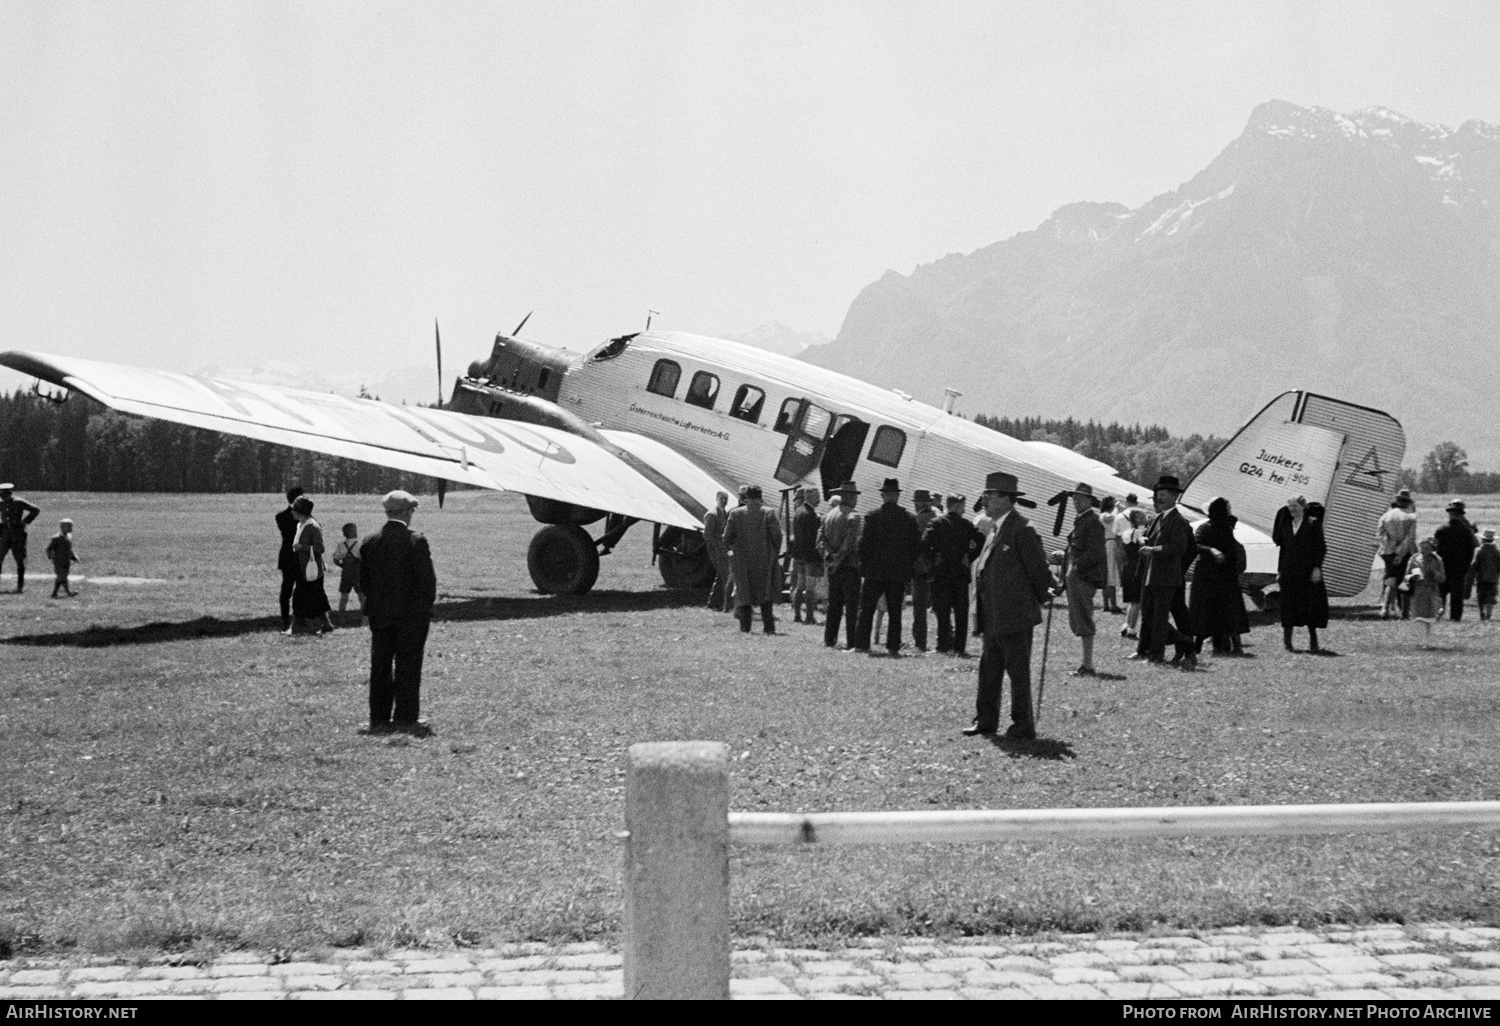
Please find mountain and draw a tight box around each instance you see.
[720,321,829,358]
[803,101,1500,466]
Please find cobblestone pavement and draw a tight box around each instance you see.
[3,923,1500,1000]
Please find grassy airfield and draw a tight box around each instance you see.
[2,489,1498,957]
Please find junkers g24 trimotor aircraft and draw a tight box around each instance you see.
[0,327,1404,600]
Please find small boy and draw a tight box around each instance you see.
[1404,537,1446,646]
[1475,528,1500,621]
[45,519,79,598]
[331,522,365,624]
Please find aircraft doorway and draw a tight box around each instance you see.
[819,415,869,495]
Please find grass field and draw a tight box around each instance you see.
[2,490,1499,958]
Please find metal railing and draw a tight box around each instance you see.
[620,741,1500,1000]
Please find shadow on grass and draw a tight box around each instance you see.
[987,735,1076,761]
[0,589,705,648]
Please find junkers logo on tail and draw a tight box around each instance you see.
[1343,447,1390,492]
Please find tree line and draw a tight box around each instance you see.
[0,388,434,495]
[0,386,1495,496]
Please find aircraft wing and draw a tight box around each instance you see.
[0,350,704,530]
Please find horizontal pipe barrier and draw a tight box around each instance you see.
[621,742,1500,1000]
[728,800,1500,845]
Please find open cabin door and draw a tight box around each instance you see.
[774,400,833,485]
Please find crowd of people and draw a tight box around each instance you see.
[699,472,1497,739]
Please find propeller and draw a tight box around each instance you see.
[1047,489,1071,537]
[512,310,532,336]
[435,318,447,510]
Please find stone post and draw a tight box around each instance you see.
[622,741,730,1000]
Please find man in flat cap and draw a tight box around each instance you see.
[358,490,438,735]
[923,492,985,655]
[0,483,41,594]
[1130,474,1196,668]
[819,480,863,649]
[722,484,782,634]
[1060,482,1107,676]
[856,478,923,656]
[964,472,1052,739]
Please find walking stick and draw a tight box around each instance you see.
[1035,540,1069,726]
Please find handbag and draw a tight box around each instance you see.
[303,556,320,582]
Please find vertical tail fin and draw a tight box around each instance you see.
[1184,391,1405,598]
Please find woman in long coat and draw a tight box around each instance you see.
[288,495,334,635]
[1272,495,1329,653]
[721,485,783,634]
[1189,497,1249,654]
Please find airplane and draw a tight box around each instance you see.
[0,328,1404,601]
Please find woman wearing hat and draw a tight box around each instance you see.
[1272,495,1328,653]
[1474,528,1499,621]
[1189,497,1249,655]
[287,495,335,636]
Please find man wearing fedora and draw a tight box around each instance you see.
[1061,482,1108,676]
[908,489,939,651]
[819,481,864,649]
[964,472,1053,739]
[1435,500,1479,621]
[359,489,438,735]
[1130,474,1197,668]
[855,478,924,656]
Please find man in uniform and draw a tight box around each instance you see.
[1060,482,1107,676]
[909,489,938,651]
[359,490,438,736]
[1130,474,1196,668]
[275,486,305,629]
[0,483,41,594]
[923,492,984,655]
[855,478,923,656]
[964,472,1053,739]
[702,491,732,612]
[722,484,782,634]
[818,481,863,649]
[789,486,823,625]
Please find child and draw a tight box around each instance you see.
[1404,537,1446,646]
[1475,528,1500,621]
[45,519,79,598]
[331,522,365,624]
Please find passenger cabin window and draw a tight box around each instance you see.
[868,425,907,467]
[647,359,681,398]
[685,371,720,410]
[773,398,800,434]
[729,384,765,423]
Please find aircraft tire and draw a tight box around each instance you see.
[527,524,601,595]
[657,528,715,590]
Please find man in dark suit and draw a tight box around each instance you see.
[964,472,1054,740]
[359,489,438,735]
[855,478,923,656]
[1129,474,1196,668]
[275,486,304,629]
[1,483,41,594]
[909,489,938,651]
[923,492,984,655]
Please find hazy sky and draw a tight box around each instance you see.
[4,1,1499,390]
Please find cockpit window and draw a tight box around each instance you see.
[868,425,907,467]
[685,371,720,410]
[773,398,799,434]
[729,384,765,423]
[647,359,681,397]
[591,333,636,362]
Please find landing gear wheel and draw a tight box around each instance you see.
[657,527,715,589]
[527,524,601,595]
